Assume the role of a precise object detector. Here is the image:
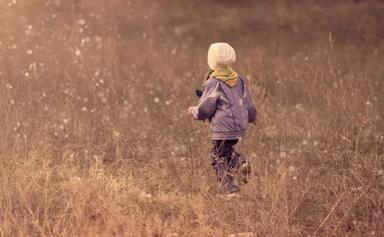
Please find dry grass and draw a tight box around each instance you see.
[0,0,383,236]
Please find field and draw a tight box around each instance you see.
[0,0,383,236]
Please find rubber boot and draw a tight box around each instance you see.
[213,157,240,193]
[238,159,252,185]
[222,173,240,193]
[229,152,252,185]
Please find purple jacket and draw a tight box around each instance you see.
[193,76,257,140]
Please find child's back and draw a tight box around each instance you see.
[197,76,256,140]
[187,42,257,193]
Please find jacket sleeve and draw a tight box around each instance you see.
[242,79,257,123]
[193,79,220,120]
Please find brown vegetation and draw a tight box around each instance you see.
[0,0,383,236]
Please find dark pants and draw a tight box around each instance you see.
[211,140,246,182]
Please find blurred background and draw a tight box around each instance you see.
[0,0,383,236]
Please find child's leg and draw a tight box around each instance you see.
[226,144,252,184]
[211,140,229,182]
[211,140,240,193]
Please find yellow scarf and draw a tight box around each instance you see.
[210,66,238,87]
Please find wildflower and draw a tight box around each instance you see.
[139,191,152,199]
[77,19,86,25]
[113,131,120,137]
[295,103,304,110]
[154,97,160,103]
[288,166,295,172]
[75,50,81,56]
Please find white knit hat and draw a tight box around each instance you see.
[207,42,236,70]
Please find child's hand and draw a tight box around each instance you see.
[187,106,196,118]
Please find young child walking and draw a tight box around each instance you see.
[187,42,257,193]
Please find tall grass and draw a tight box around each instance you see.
[0,0,383,236]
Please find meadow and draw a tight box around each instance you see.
[0,0,383,236]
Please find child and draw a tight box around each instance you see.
[187,42,257,193]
